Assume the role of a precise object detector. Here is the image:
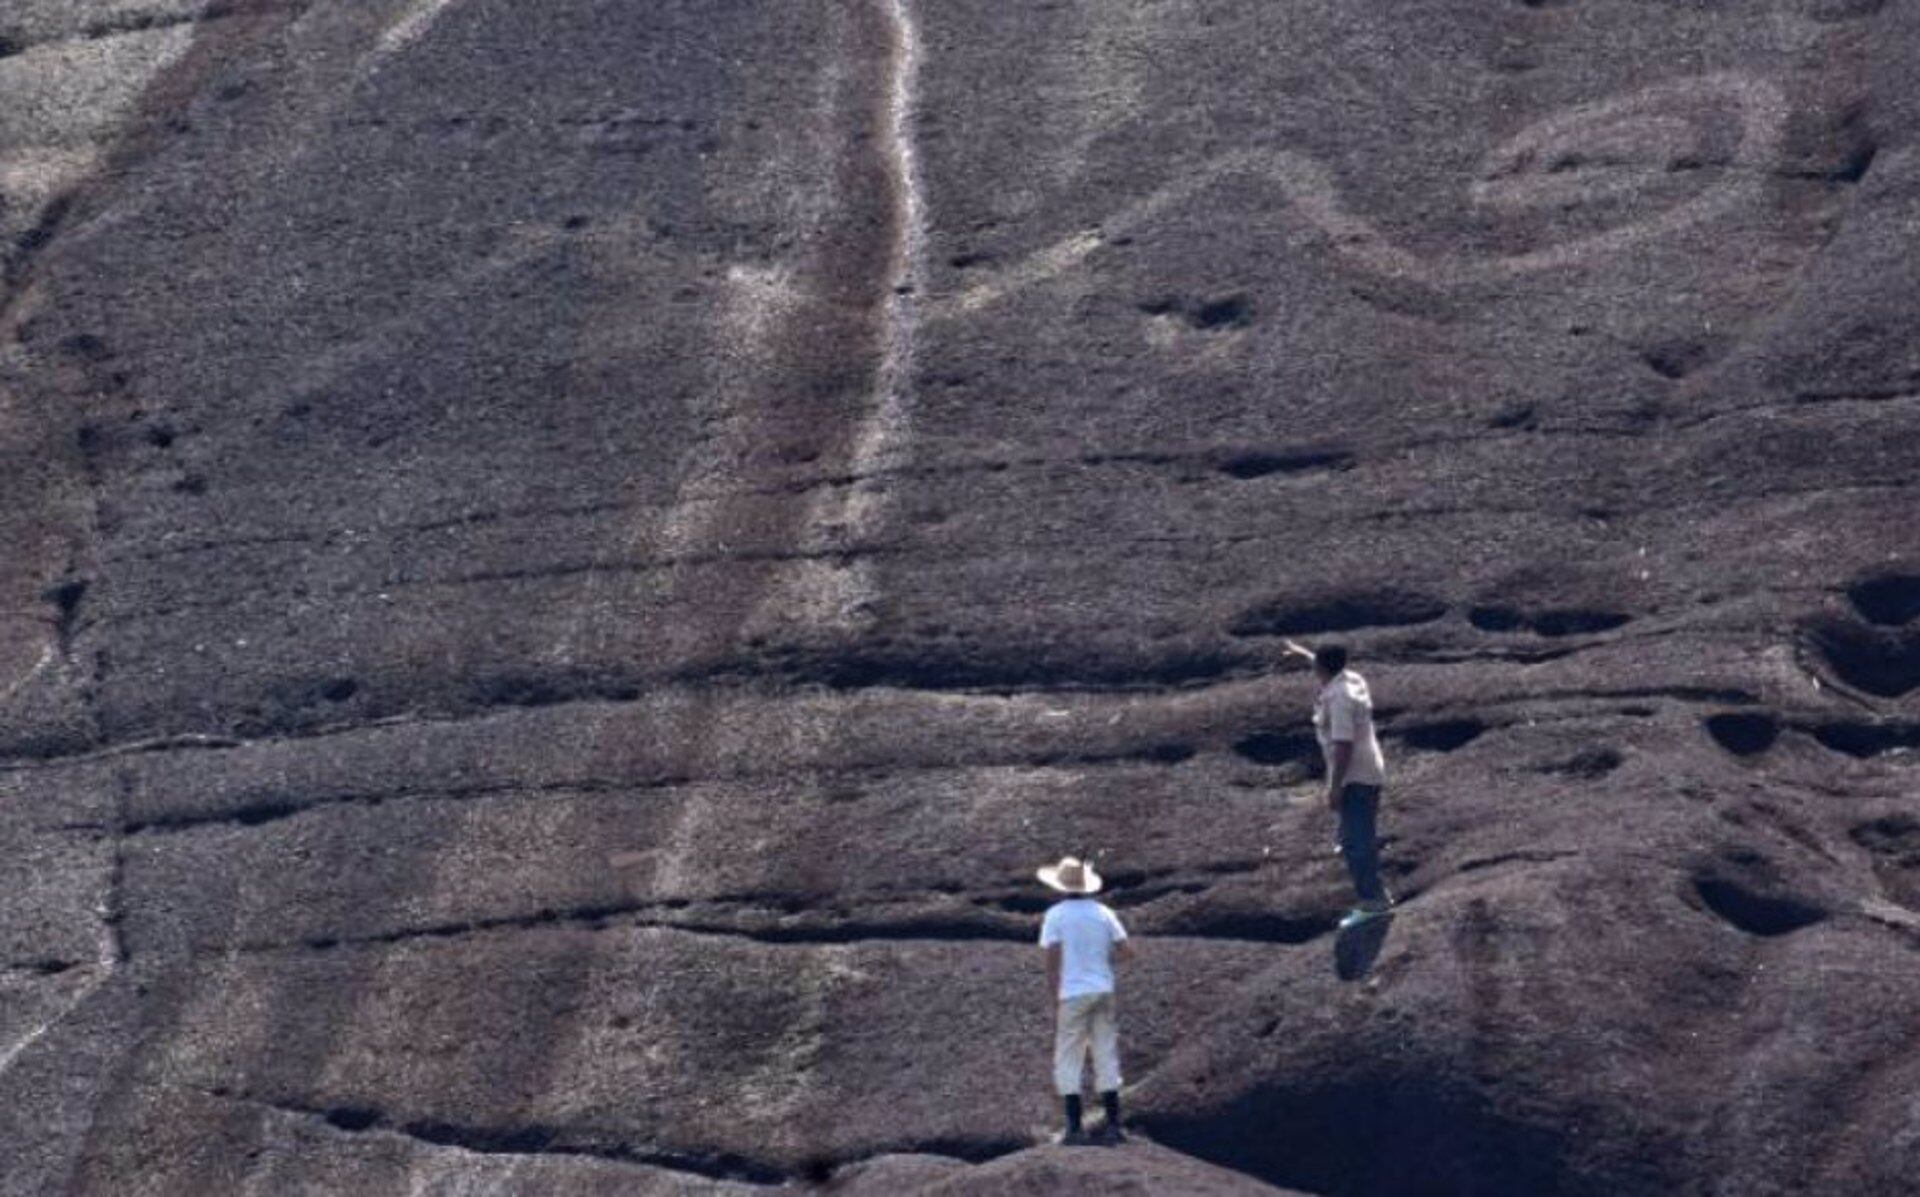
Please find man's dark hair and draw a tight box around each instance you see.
[1313,644,1349,675]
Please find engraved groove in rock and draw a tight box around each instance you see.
[940,71,1791,318]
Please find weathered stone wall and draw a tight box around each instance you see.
[4,1,1918,1193]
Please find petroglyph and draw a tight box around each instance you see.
[1456,72,1791,272]
[0,641,56,707]
[372,0,463,64]
[0,873,117,1078]
[940,72,1790,316]
[0,23,198,276]
[752,0,927,638]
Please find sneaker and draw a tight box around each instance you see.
[1054,1128,1090,1147]
[1097,1123,1128,1147]
[1338,901,1393,930]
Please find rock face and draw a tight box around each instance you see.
[4,1,1920,1193]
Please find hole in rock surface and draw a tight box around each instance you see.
[1147,1068,1587,1197]
[1400,719,1486,752]
[1811,722,1920,759]
[1190,294,1252,330]
[324,1108,381,1133]
[1694,877,1826,937]
[801,1158,836,1184]
[1216,448,1353,480]
[232,801,305,828]
[1704,713,1778,757]
[58,332,110,362]
[1165,909,1333,944]
[14,196,71,262]
[1229,591,1448,637]
[401,1119,560,1156]
[469,674,567,708]
[1231,730,1319,767]
[1530,609,1631,637]
[44,578,87,621]
[1826,136,1878,184]
[1807,620,1920,697]
[1848,574,1920,626]
[1536,747,1623,779]
[1642,339,1711,380]
[1468,605,1525,632]
[1487,402,1537,430]
[1141,742,1198,764]
[980,892,1049,915]
[1140,292,1253,331]
[1850,815,1920,860]
[1470,605,1630,636]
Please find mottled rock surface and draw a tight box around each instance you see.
[4,0,1919,1193]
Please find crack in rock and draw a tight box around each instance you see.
[192,1084,1034,1186]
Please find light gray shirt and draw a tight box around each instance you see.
[1314,669,1387,786]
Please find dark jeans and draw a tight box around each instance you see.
[1338,783,1387,903]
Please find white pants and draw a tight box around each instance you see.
[1054,991,1122,1096]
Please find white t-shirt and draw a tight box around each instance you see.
[1314,669,1387,786]
[1039,898,1128,1000]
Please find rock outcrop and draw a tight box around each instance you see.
[4,1,1919,1193]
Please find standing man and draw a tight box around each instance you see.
[1284,640,1393,929]
[1038,855,1133,1145]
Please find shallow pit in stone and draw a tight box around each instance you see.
[1229,591,1448,638]
[1704,712,1778,757]
[1693,877,1826,937]
[1400,719,1486,752]
[1806,620,1920,698]
[1811,721,1920,759]
[1848,573,1920,627]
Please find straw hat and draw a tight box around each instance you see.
[1037,855,1103,895]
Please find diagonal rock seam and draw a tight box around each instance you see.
[96,401,1887,570]
[84,693,1746,842]
[212,868,1352,959]
[188,1084,1034,1186]
[7,679,1778,829]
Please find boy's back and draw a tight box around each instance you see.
[1041,897,1128,999]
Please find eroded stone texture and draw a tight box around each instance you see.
[4,0,1919,1194]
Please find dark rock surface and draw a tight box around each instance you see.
[4,0,1919,1193]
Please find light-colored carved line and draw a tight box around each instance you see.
[735,0,927,647]
[0,866,117,1078]
[0,643,55,706]
[938,71,1790,317]
[372,0,461,62]
[786,0,926,556]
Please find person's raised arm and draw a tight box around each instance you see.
[1280,638,1316,665]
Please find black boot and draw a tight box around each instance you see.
[1059,1094,1086,1145]
[1098,1090,1126,1145]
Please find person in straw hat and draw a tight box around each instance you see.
[1038,854,1134,1145]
